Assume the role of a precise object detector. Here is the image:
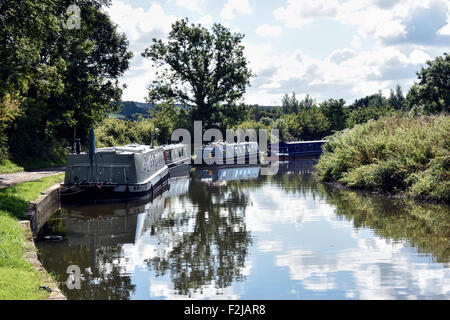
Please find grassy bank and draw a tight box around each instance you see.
[316,114,450,203]
[0,174,64,299]
[0,160,24,174]
[0,158,65,175]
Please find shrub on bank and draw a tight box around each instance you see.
[316,114,450,203]
[94,117,156,148]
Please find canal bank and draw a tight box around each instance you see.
[316,114,450,204]
[0,174,65,300]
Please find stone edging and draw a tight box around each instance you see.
[20,220,66,300]
[25,183,61,234]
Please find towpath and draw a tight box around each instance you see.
[0,167,65,189]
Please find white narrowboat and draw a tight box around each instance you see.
[194,141,260,166]
[62,144,169,200]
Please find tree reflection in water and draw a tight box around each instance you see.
[319,185,450,264]
[146,170,253,296]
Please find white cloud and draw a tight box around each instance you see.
[328,49,357,65]
[409,49,431,64]
[274,0,339,28]
[274,0,450,46]
[255,24,283,38]
[107,1,177,43]
[220,0,253,21]
[106,1,180,101]
[106,0,448,104]
[244,38,432,104]
[169,0,205,13]
[196,14,214,28]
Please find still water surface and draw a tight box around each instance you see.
[36,160,450,299]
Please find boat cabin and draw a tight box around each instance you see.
[269,140,326,160]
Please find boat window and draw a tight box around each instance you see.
[302,145,307,151]
[309,144,313,150]
[295,145,300,151]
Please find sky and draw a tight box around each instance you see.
[105,0,450,106]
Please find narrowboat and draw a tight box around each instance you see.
[193,141,260,167]
[61,143,169,201]
[268,140,326,160]
[162,143,191,177]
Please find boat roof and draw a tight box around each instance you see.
[277,140,327,145]
[161,143,187,150]
[96,144,158,154]
[204,140,258,147]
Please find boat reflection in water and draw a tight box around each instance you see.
[275,158,318,175]
[195,165,260,186]
[36,178,178,300]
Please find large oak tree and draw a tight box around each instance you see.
[142,19,254,128]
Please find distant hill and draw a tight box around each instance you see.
[111,101,154,120]
[111,101,191,120]
[111,101,280,120]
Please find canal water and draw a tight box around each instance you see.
[36,160,450,300]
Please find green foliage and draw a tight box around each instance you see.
[316,114,450,202]
[235,120,269,130]
[0,0,58,98]
[345,104,394,128]
[0,95,22,162]
[319,98,347,133]
[285,105,330,141]
[247,104,279,122]
[94,117,155,148]
[0,160,24,175]
[2,0,132,163]
[350,90,388,110]
[406,52,450,114]
[388,85,405,110]
[281,92,300,114]
[142,18,254,128]
[148,100,179,144]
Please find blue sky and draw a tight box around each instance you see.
[106,0,450,105]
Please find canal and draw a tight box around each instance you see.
[36,160,450,299]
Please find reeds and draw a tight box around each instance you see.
[316,114,450,202]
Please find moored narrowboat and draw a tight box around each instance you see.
[61,143,169,201]
[268,140,326,160]
[193,141,260,167]
[162,143,191,177]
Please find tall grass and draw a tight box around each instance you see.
[0,159,24,174]
[316,114,450,203]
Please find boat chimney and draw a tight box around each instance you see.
[88,128,96,165]
[75,139,81,154]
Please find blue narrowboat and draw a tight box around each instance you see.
[268,140,326,160]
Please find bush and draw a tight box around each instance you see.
[316,114,450,202]
[94,117,156,148]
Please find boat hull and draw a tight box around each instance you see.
[61,169,169,203]
[167,160,191,177]
[192,154,260,167]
